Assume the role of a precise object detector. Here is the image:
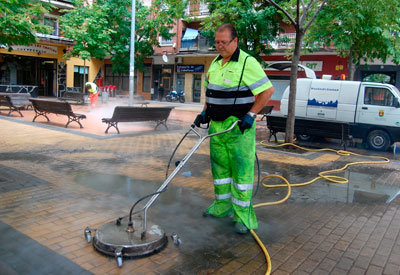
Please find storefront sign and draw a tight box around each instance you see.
[11,44,58,55]
[300,61,323,71]
[176,65,204,73]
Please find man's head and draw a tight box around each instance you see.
[215,23,238,60]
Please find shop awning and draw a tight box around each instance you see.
[182,28,199,41]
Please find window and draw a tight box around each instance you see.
[44,16,59,36]
[175,73,185,92]
[74,66,88,89]
[199,1,209,15]
[364,87,394,106]
[159,29,173,46]
[143,65,151,92]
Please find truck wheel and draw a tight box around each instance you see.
[367,130,391,151]
[297,134,313,142]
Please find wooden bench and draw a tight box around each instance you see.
[29,99,86,128]
[0,93,32,117]
[259,105,274,121]
[60,91,86,104]
[266,115,352,149]
[102,106,173,134]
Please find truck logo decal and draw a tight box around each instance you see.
[307,98,338,108]
[379,110,384,117]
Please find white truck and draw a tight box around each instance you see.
[273,78,400,151]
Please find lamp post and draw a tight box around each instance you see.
[128,0,136,106]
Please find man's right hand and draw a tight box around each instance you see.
[194,110,209,127]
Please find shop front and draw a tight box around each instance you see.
[0,43,69,97]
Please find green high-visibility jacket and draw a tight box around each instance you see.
[204,48,272,121]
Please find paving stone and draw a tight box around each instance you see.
[318,258,336,272]
[366,265,384,275]
[354,255,372,269]
[336,257,354,271]
[383,263,400,275]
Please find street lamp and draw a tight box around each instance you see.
[128,0,136,106]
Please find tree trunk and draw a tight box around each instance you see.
[285,30,304,143]
[347,48,356,81]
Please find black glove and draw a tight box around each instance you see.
[194,110,209,127]
[239,113,255,134]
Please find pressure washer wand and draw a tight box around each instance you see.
[139,120,240,233]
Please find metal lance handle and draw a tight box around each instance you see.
[140,120,240,234]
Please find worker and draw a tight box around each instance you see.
[194,23,274,234]
[85,82,99,108]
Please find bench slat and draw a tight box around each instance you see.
[266,115,352,149]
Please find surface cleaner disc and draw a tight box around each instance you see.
[93,217,167,258]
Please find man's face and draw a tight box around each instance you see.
[215,29,237,59]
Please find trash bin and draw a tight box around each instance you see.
[102,87,108,102]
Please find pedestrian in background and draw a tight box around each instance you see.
[158,83,165,101]
[85,82,99,108]
[194,23,274,234]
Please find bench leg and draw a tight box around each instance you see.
[6,107,22,117]
[155,120,168,130]
[14,108,24,117]
[268,130,278,143]
[105,122,119,134]
[66,116,84,128]
[32,111,50,122]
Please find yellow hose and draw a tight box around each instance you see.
[250,141,390,275]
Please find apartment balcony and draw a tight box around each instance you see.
[180,28,213,53]
[180,36,213,52]
[36,33,74,45]
[42,0,74,9]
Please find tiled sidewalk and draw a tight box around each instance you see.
[1,101,400,274]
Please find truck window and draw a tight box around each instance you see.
[364,87,394,106]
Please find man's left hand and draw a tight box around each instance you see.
[239,113,255,134]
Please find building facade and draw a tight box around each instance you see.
[0,0,102,97]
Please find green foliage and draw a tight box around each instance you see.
[60,0,187,73]
[0,0,53,49]
[201,0,280,62]
[306,0,400,65]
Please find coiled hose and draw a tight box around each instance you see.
[251,140,390,275]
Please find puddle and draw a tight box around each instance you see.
[74,173,160,201]
[258,170,400,205]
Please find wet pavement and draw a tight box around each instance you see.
[1,97,400,274]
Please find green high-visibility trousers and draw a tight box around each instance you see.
[205,116,258,229]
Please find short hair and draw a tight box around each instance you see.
[216,23,238,40]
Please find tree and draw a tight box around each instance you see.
[305,0,400,80]
[260,0,327,143]
[0,0,53,49]
[60,0,187,75]
[200,0,280,63]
